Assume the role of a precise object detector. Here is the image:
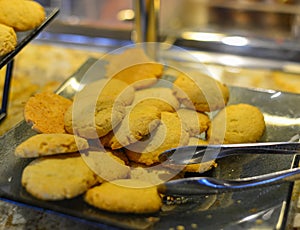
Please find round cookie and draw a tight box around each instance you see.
[100,103,161,149]
[207,103,266,144]
[64,95,126,139]
[24,92,72,134]
[0,23,17,56]
[84,179,162,214]
[15,133,89,158]
[125,112,189,166]
[173,72,229,112]
[0,0,46,31]
[21,154,98,200]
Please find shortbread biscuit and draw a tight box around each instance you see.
[125,112,189,166]
[21,154,98,200]
[15,133,89,158]
[84,179,162,214]
[132,87,180,112]
[0,23,17,56]
[173,73,229,112]
[207,103,266,144]
[177,108,210,136]
[110,63,164,89]
[100,104,161,149]
[64,95,126,139]
[0,0,46,31]
[24,92,72,133]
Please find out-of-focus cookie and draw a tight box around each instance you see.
[15,133,89,158]
[84,179,162,214]
[64,95,126,139]
[100,104,161,149]
[132,87,180,112]
[125,112,189,166]
[82,150,130,183]
[24,92,72,134]
[0,23,17,56]
[188,137,208,146]
[110,63,164,89]
[173,73,229,112]
[0,0,46,31]
[176,108,210,136]
[21,154,98,200]
[207,103,266,144]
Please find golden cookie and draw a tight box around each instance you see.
[0,0,46,31]
[125,112,189,166]
[100,104,161,149]
[84,179,162,214]
[132,87,180,112]
[24,92,72,134]
[173,73,229,112]
[15,133,89,158]
[0,23,17,56]
[21,154,98,200]
[188,137,208,145]
[207,103,266,144]
[177,108,210,136]
[64,95,126,139]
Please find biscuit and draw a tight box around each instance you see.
[188,137,208,145]
[82,150,130,183]
[173,72,229,112]
[100,103,161,149]
[207,103,266,144]
[21,154,98,200]
[110,63,164,89]
[84,179,162,214]
[24,92,72,134]
[132,87,180,112]
[15,133,89,158]
[0,23,17,56]
[64,95,126,139]
[125,112,189,166]
[0,0,46,31]
[177,108,210,136]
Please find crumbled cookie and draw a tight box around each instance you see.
[15,133,89,158]
[0,23,17,56]
[24,92,72,134]
[21,154,98,200]
[84,179,162,214]
[207,103,266,144]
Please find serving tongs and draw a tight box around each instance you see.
[158,142,300,195]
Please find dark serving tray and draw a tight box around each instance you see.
[0,58,299,229]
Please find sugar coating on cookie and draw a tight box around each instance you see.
[15,133,89,158]
[84,179,162,214]
[207,103,266,144]
[24,92,72,134]
[21,154,98,200]
[173,73,229,112]
[0,0,46,31]
[0,23,17,56]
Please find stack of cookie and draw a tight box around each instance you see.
[14,47,266,214]
[0,0,46,56]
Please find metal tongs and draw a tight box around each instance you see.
[158,142,300,195]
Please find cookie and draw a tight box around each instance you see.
[82,150,130,183]
[0,23,17,56]
[132,87,180,112]
[207,103,266,144]
[21,154,98,200]
[24,92,72,134]
[100,103,161,149]
[84,179,162,214]
[177,108,210,136]
[125,112,189,166]
[173,72,229,112]
[64,95,126,139]
[0,0,46,31]
[188,137,208,146]
[15,133,89,158]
